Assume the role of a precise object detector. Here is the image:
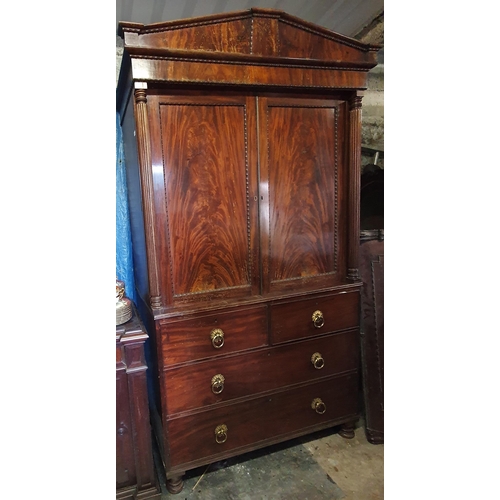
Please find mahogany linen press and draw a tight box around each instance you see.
[116,8,381,494]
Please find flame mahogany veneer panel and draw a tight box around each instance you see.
[259,98,348,294]
[137,18,252,54]
[269,106,336,278]
[278,21,369,62]
[154,95,259,304]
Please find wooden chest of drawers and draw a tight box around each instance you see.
[152,289,361,491]
[117,7,380,494]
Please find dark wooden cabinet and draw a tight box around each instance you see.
[117,8,380,494]
[359,165,384,444]
[116,309,161,500]
[360,236,384,444]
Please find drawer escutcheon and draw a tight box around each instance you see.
[311,352,325,369]
[312,310,325,329]
[311,398,327,414]
[211,374,225,394]
[215,424,228,444]
[210,328,225,349]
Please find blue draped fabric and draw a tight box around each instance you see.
[116,112,136,304]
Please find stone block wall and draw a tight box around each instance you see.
[116,36,123,85]
[355,13,384,170]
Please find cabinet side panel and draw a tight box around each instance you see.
[122,92,150,305]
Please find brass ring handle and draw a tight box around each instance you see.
[215,424,228,444]
[311,352,325,369]
[210,328,225,349]
[211,374,225,394]
[312,310,324,329]
[311,398,326,415]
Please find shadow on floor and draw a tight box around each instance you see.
[153,426,351,499]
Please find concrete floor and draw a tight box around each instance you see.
[154,422,383,499]
[300,424,384,500]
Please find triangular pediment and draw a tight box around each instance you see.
[119,9,379,67]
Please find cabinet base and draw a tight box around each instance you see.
[366,427,384,444]
[166,475,184,494]
[338,422,356,439]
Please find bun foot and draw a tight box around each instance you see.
[339,422,355,439]
[166,475,184,494]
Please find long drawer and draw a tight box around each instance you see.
[270,291,360,344]
[159,305,268,365]
[166,373,359,468]
[164,330,359,414]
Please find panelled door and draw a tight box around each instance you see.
[148,93,348,306]
[148,94,260,305]
[258,97,348,294]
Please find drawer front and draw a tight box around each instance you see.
[270,292,359,344]
[164,330,359,414]
[166,373,359,468]
[160,305,268,365]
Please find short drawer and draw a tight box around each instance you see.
[164,330,359,414]
[159,305,268,365]
[166,373,359,468]
[270,292,360,344]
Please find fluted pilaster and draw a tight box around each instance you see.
[347,93,363,282]
[134,86,161,308]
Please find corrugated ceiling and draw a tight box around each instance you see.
[116,0,383,39]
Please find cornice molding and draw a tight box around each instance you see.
[127,48,374,72]
[118,8,382,53]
